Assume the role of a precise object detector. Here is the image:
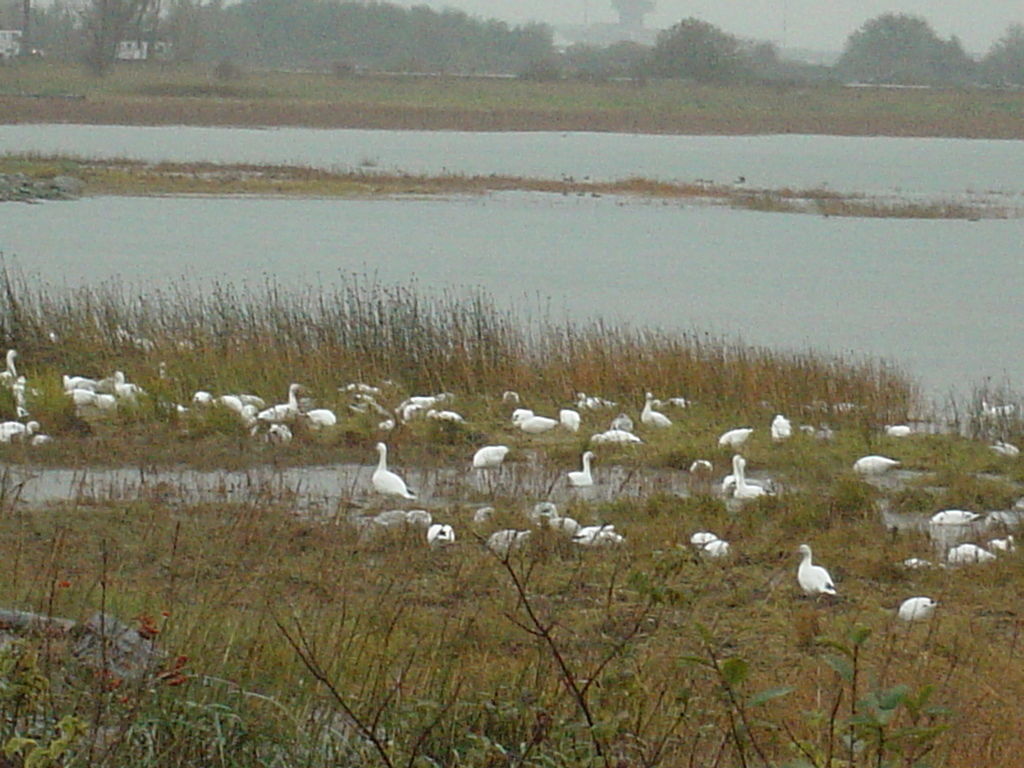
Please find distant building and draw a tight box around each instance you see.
[116,40,173,61]
[0,29,22,59]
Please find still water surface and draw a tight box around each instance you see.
[2,193,1022,399]
[2,124,1023,199]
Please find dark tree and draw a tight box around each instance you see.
[982,24,1024,85]
[836,13,974,84]
[80,0,158,74]
[651,18,747,82]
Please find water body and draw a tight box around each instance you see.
[3,193,1022,398]
[2,124,1023,201]
[1,460,692,512]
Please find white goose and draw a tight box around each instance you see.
[718,427,753,449]
[898,597,937,622]
[797,544,837,596]
[0,349,17,387]
[258,383,301,423]
[514,412,559,434]
[573,524,624,547]
[371,442,416,500]
[729,454,766,500]
[567,451,595,487]
[0,420,38,443]
[853,455,900,474]
[472,445,509,469]
[929,510,980,526]
[559,408,581,432]
[770,414,792,442]
[306,408,338,429]
[63,374,99,392]
[641,393,672,428]
[427,523,456,547]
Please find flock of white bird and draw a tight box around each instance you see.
[1,346,1020,620]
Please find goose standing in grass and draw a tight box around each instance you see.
[514,412,559,434]
[770,414,792,442]
[797,544,837,597]
[702,539,731,558]
[0,420,38,443]
[576,393,617,410]
[0,349,17,387]
[718,427,753,450]
[567,451,595,487]
[947,543,996,565]
[112,371,144,401]
[426,408,464,423]
[898,597,937,622]
[371,442,416,500]
[609,413,634,432]
[12,377,28,418]
[641,393,672,428]
[427,523,455,547]
[264,424,293,443]
[258,383,301,424]
[990,441,1020,458]
[306,407,338,429]
[885,424,912,437]
[472,445,509,469]
[988,535,1015,552]
[63,374,99,392]
[590,429,643,445]
[690,531,720,547]
[487,529,531,557]
[573,524,624,547]
[559,408,581,432]
[853,455,900,474]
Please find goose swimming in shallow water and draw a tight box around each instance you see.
[371,442,416,500]
[729,454,767,501]
[929,510,980,526]
[567,451,595,487]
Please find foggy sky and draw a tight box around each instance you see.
[394,0,1022,53]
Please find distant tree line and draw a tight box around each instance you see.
[5,0,1024,87]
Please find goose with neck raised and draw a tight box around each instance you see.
[797,544,837,596]
[568,451,595,487]
[258,383,301,423]
[730,454,766,500]
[641,392,672,428]
[371,442,416,500]
[0,349,17,387]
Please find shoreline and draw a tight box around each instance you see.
[2,85,1024,139]
[1,157,1016,220]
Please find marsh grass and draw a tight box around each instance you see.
[0,267,919,469]
[1,485,1022,767]
[3,62,1024,139]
